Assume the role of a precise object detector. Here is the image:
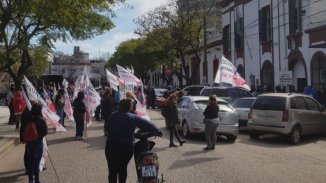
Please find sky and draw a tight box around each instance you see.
[52,0,169,60]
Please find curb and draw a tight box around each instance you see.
[0,137,20,159]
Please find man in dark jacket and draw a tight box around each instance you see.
[73,91,86,140]
[105,98,162,183]
[203,95,220,150]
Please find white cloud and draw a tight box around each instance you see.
[130,0,169,15]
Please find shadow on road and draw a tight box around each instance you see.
[168,157,223,170]
[238,133,326,148]
[0,168,25,183]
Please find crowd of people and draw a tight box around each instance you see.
[5,80,326,183]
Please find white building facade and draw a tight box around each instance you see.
[219,0,326,94]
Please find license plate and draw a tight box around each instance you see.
[141,165,157,177]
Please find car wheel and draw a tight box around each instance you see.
[182,121,191,138]
[249,131,260,140]
[289,126,301,145]
[226,135,237,142]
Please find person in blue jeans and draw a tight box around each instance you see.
[21,103,48,183]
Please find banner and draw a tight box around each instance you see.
[62,79,74,121]
[42,89,57,113]
[23,76,66,131]
[106,69,120,91]
[116,64,142,86]
[214,56,250,91]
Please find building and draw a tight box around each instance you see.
[49,46,106,86]
[219,0,326,94]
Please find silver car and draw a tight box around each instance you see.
[176,96,239,142]
[248,93,326,144]
[232,97,256,129]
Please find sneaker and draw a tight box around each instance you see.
[203,147,211,150]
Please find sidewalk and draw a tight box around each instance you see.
[0,106,20,159]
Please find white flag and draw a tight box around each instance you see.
[106,69,120,91]
[214,56,250,91]
[116,64,142,86]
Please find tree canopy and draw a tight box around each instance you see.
[0,0,123,86]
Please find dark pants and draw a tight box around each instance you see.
[95,105,101,120]
[105,142,133,183]
[24,144,29,172]
[74,113,84,137]
[15,114,21,129]
[169,125,182,145]
[56,109,64,126]
[8,101,15,124]
[26,139,43,183]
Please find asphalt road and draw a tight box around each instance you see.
[0,109,326,183]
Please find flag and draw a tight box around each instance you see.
[106,69,120,91]
[23,76,66,131]
[116,64,142,86]
[62,79,74,121]
[43,89,56,113]
[74,72,101,124]
[214,56,250,91]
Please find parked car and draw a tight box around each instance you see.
[232,97,256,129]
[154,88,167,108]
[248,93,326,144]
[182,85,205,96]
[200,86,253,103]
[176,96,238,142]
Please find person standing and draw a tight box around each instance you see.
[72,91,86,140]
[163,94,185,147]
[54,89,65,126]
[6,84,16,125]
[102,89,115,136]
[203,95,220,150]
[105,98,162,183]
[21,103,48,183]
[13,88,26,130]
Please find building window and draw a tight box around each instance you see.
[234,17,244,49]
[289,0,302,35]
[223,25,231,52]
[259,5,271,42]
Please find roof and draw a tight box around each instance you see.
[184,96,228,103]
[258,93,307,97]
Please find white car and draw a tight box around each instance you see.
[232,97,256,129]
[176,96,239,142]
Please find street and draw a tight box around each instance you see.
[0,109,326,183]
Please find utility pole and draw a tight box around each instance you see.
[203,0,207,84]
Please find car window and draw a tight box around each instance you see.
[218,102,234,112]
[232,99,255,108]
[304,97,319,111]
[252,96,286,111]
[177,98,185,108]
[179,98,190,108]
[195,100,208,110]
[291,97,306,110]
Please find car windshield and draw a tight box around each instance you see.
[195,100,208,110]
[201,88,229,97]
[187,87,204,96]
[232,99,255,108]
[252,96,286,111]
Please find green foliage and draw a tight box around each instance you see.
[107,38,164,79]
[0,0,122,85]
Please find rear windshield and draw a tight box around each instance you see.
[232,99,255,108]
[201,88,252,99]
[218,102,234,112]
[201,88,228,97]
[252,96,286,111]
[187,87,204,95]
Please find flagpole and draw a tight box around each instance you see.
[47,147,61,182]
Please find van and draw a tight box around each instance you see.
[248,93,326,144]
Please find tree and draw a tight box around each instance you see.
[107,38,162,80]
[135,0,220,85]
[0,0,123,87]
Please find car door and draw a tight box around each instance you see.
[177,98,190,128]
[290,97,311,134]
[304,97,325,134]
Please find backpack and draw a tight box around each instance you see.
[23,121,39,142]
